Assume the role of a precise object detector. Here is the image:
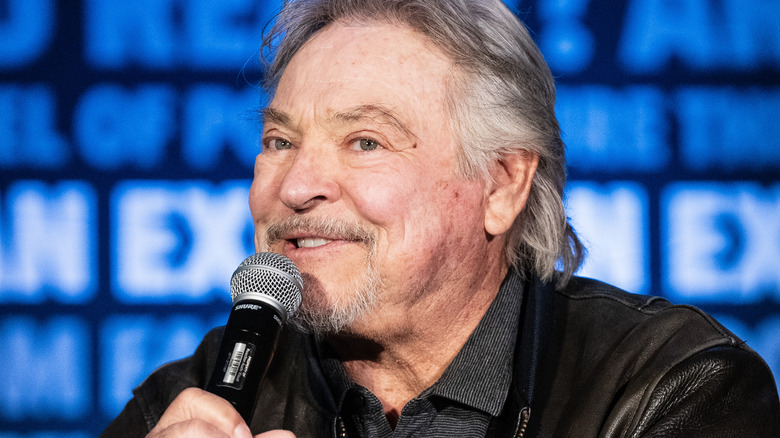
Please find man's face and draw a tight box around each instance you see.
[250,22,500,335]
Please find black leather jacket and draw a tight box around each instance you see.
[102,274,780,437]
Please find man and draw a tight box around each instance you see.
[102,0,780,436]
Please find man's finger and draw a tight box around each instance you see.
[150,387,248,437]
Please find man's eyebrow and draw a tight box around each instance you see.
[260,108,292,127]
[329,104,416,139]
[261,104,417,141]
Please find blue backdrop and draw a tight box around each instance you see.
[1,1,779,436]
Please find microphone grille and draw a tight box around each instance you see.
[230,252,303,318]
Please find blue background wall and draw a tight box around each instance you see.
[1,0,778,436]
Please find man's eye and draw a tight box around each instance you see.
[352,138,382,151]
[267,138,293,150]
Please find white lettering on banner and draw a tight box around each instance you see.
[84,0,281,69]
[663,183,780,302]
[676,87,780,171]
[112,181,253,302]
[74,85,175,170]
[0,182,96,303]
[619,0,780,72]
[565,182,649,294]
[0,317,89,420]
[4,83,261,172]
[85,0,182,68]
[182,85,262,169]
[100,315,221,417]
[536,0,594,73]
[0,0,54,67]
[556,85,669,172]
[0,86,69,168]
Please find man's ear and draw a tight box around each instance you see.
[484,150,539,236]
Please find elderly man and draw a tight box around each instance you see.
[102,0,779,437]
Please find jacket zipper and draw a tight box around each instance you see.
[513,407,530,438]
[333,416,348,438]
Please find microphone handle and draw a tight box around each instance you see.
[206,298,284,424]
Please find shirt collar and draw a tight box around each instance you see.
[315,269,525,417]
[423,269,524,416]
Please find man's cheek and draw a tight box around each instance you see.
[349,185,401,223]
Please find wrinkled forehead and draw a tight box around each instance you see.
[264,18,456,98]
[267,22,455,137]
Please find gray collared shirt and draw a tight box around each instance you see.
[317,272,524,437]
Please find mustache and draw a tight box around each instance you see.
[265,216,377,247]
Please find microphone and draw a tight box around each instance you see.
[206,252,303,424]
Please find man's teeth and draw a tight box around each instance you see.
[296,238,332,248]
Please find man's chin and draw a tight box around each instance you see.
[284,246,382,335]
[290,281,379,335]
[290,300,366,335]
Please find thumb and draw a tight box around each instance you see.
[255,430,296,438]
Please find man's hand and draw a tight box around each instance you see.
[146,387,295,438]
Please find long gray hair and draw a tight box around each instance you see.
[261,0,585,288]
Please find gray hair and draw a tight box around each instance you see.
[261,0,585,288]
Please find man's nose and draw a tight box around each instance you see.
[278,146,341,212]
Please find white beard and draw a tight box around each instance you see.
[258,215,383,335]
[291,252,383,335]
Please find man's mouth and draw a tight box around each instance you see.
[266,216,376,252]
[295,237,333,248]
